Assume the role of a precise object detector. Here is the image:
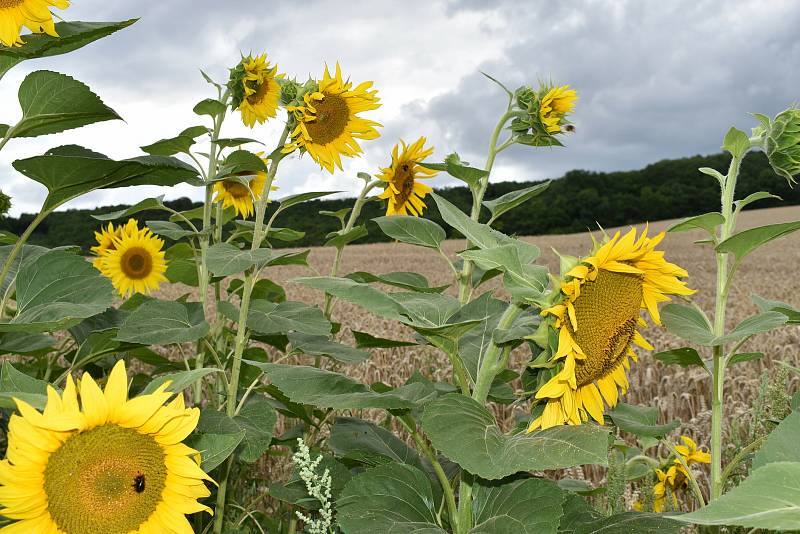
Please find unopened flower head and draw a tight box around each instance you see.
[763,107,800,185]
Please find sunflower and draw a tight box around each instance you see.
[284,63,381,173]
[528,227,693,431]
[0,360,213,533]
[90,221,124,270]
[377,137,438,216]
[212,152,273,218]
[0,0,69,47]
[96,219,167,298]
[235,54,282,128]
[539,85,578,134]
[675,435,711,465]
[653,466,682,513]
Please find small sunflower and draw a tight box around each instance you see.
[96,219,167,298]
[675,435,711,465]
[0,0,69,47]
[213,153,273,218]
[284,63,381,173]
[539,85,578,134]
[377,137,438,216]
[90,221,123,270]
[233,53,283,128]
[0,360,213,533]
[654,466,683,513]
[528,227,693,431]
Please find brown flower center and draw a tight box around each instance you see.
[246,78,272,105]
[569,269,643,387]
[393,161,416,204]
[120,247,153,280]
[222,179,251,199]
[304,94,350,145]
[0,0,24,8]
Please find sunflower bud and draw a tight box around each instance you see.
[227,55,250,111]
[512,83,578,147]
[278,78,300,106]
[0,189,10,218]
[763,108,800,185]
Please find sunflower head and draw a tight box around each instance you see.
[283,62,382,173]
[94,219,167,298]
[0,360,213,533]
[228,53,283,127]
[675,435,711,466]
[376,137,438,216]
[0,188,10,217]
[514,82,578,144]
[0,0,70,47]
[213,152,274,218]
[761,107,800,185]
[527,227,693,431]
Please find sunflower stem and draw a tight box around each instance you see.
[458,110,514,304]
[710,152,744,502]
[0,208,50,320]
[322,179,380,322]
[473,301,524,404]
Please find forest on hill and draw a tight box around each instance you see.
[1,150,795,252]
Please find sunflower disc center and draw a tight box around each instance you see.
[0,0,24,8]
[246,78,271,105]
[570,270,643,386]
[120,247,153,279]
[304,94,350,145]
[43,425,167,534]
[222,179,251,199]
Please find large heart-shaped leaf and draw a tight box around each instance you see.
[607,403,680,438]
[752,410,800,468]
[373,215,446,249]
[421,394,608,479]
[115,300,209,345]
[471,477,565,534]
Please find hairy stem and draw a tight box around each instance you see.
[472,301,524,403]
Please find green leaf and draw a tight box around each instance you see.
[164,243,199,286]
[734,191,781,216]
[714,311,787,345]
[193,98,226,117]
[228,278,285,303]
[572,512,680,534]
[247,301,331,336]
[0,331,55,355]
[212,137,263,148]
[0,249,113,332]
[235,395,278,463]
[92,195,166,221]
[13,146,200,212]
[0,361,49,409]
[420,153,488,188]
[716,221,800,263]
[329,417,428,470]
[661,304,715,346]
[652,347,705,368]
[606,403,680,438]
[325,225,368,248]
[421,394,608,479]
[116,300,209,345]
[189,410,246,471]
[10,70,121,138]
[140,127,208,156]
[676,462,800,530]
[347,271,448,294]
[373,216,446,249]
[146,220,201,240]
[141,368,221,395]
[245,362,435,410]
[336,464,446,534]
[698,167,725,186]
[728,352,764,366]
[0,20,137,80]
[294,277,406,321]
[352,330,416,349]
[558,493,604,533]
[751,294,800,324]
[722,126,751,158]
[276,191,340,211]
[752,411,800,468]
[483,181,550,222]
[667,212,724,237]
[431,192,507,249]
[206,243,274,277]
[288,332,370,364]
[470,477,565,534]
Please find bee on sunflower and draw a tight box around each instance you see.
[0,360,213,533]
[377,137,438,216]
[0,0,69,47]
[92,219,168,298]
[527,227,694,431]
[228,53,283,128]
[283,63,381,173]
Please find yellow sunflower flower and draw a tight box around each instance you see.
[284,63,381,173]
[539,85,578,134]
[675,435,712,466]
[236,53,283,128]
[653,466,684,513]
[528,227,694,431]
[0,359,213,533]
[90,221,124,270]
[0,0,69,48]
[213,153,274,218]
[377,137,438,216]
[95,219,167,298]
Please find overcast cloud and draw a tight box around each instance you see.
[1,0,798,216]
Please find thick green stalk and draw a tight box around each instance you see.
[0,208,50,319]
[458,111,514,304]
[472,302,523,403]
[212,121,290,534]
[710,153,743,500]
[323,179,380,320]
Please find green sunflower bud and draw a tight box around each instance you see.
[226,55,249,110]
[764,108,800,185]
[0,189,10,218]
[278,78,300,106]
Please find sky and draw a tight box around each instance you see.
[1,0,799,217]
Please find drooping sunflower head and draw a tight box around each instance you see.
[0,0,69,47]
[675,435,711,466]
[213,153,271,218]
[377,137,438,216]
[90,221,124,269]
[95,219,167,298]
[228,53,284,128]
[537,84,578,134]
[0,360,213,533]
[528,227,693,431]
[283,62,381,173]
